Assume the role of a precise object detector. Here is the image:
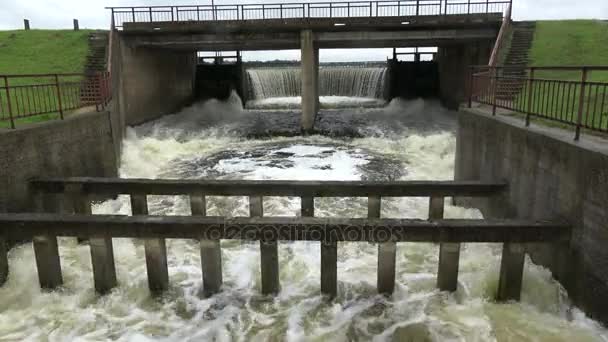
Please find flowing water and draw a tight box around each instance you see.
[246,66,387,109]
[0,94,607,341]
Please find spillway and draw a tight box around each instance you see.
[246,66,388,109]
[0,94,606,341]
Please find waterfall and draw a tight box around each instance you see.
[246,66,387,99]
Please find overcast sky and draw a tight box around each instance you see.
[1,0,606,61]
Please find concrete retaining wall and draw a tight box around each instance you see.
[455,108,608,323]
[0,111,118,213]
[114,33,196,125]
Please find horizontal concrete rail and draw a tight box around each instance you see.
[0,214,570,241]
[30,177,507,197]
[0,213,569,301]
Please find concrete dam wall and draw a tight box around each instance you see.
[455,108,608,324]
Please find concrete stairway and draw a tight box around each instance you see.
[84,31,109,75]
[497,21,536,101]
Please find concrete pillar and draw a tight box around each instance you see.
[321,241,337,297]
[497,242,525,301]
[432,196,460,292]
[131,194,169,294]
[250,196,279,295]
[301,196,314,217]
[33,235,63,289]
[301,30,318,132]
[23,19,30,30]
[66,184,118,293]
[190,194,223,296]
[32,191,62,289]
[372,196,396,295]
[89,236,118,294]
[0,238,7,287]
[73,19,79,31]
[314,48,320,113]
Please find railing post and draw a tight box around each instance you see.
[251,196,279,295]
[190,194,222,296]
[329,3,332,18]
[131,7,136,22]
[468,67,474,108]
[525,67,535,127]
[372,196,396,295]
[67,184,117,294]
[492,67,498,116]
[2,76,15,129]
[321,239,338,297]
[54,74,64,120]
[301,196,314,217]
[280,4,283,19]
[433,197,460,292]
[416,0,419,16]
[370,1,373,17]
[575,67,588,141]
[131,194,169,294]
[467,0,471,15]
[485,0,489,14]
[149,7,153,22]
[171,6,174,21]
[176,6,180,21]
[497,242,525,301]
[31,188,63,290]
[110,9,115,30]
[348,2,351,17]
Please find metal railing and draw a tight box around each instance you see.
[0,72,112,129]
[468,66,608,140]
[107,0,511,29]
[14,177,569,301]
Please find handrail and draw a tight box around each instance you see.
[106,0,512,29]
[468,65,608,140]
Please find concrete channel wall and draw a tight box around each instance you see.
[0,111,119,213]
[455,108,608,323]
[113,33,197,126]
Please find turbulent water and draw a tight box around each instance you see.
[246,66,387,109]
[1,94,607,341]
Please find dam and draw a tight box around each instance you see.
[1,0,608,340]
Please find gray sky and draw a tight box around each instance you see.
[1,0,606,61]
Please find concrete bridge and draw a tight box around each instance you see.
[108,0,511,129]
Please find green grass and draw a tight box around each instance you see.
[511,20,608,131]
[0,30,92,76]
[0,29,92,127]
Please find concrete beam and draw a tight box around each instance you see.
[31,178,508,198]
[126,28,496,51]
[0,214,572,243]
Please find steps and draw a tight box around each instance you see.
[84,31,109,75]
[497,21,536,101]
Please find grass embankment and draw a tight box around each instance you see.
[0,30,92,128]
[516,20,608,132]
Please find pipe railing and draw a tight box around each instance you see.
[468,65,608,140]
[107,0,512,29]
[0,72,111,129]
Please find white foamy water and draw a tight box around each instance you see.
[247,96,386,110]
[0,96,607,341]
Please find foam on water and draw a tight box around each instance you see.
[1,95,607,341]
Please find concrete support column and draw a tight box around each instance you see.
[314,48,320,113]
[301,30,318,132]
[190,194,223,297]
[497,242,525,301]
